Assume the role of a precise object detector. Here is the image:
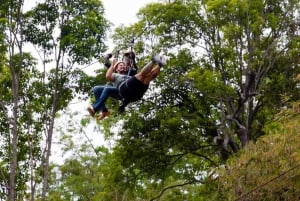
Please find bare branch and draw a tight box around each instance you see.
[150,179,198,201]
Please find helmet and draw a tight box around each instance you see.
[124,49,135,59]
[113,61,126,71]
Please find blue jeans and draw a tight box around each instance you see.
[92,85,120,112]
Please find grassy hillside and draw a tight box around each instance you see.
[216,102,300,201]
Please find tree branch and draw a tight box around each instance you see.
[150,179,198,201]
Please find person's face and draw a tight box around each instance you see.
[115,62,126,73]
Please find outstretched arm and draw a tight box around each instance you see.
[105,59,117,82]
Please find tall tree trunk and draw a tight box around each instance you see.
[41,98,58,200]
[9,74,19,201]
[41,55,61,200]
[8,0,24,200]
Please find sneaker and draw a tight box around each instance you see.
[153,54,166,67]
[87,106,95,117]
[98,111,110,120]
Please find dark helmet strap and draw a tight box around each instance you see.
[129,38,135,68]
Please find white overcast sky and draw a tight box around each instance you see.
[101,0,158,51]
[102,0,157,27]
[24,0,157,26]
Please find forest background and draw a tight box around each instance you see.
[0,0,299,201]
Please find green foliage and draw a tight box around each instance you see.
[0,51,48,200]
[0,0,111,200]
[0,0,298,200]
[47,145,134,201]
[23,1,59,51]
[59,0,109,64]
[0,65,11,102]
[101,0,300,199]
[188,68,235,98]
[23,0,110,65]
[216,102,300,200]
[96,50,222,200]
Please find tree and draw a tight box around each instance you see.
[132,0,300,153]
[216,101,300,200]
[100,0,300,199]
[0,0,109,200]
[22,0,109,199]
[46,120,131,201]
[0,0,27,200]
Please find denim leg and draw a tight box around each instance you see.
[92,86,119,112]
[93,86,105,100]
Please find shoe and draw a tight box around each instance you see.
[98,111,110,120]
[153,54,166,67]
[87,106,95,117]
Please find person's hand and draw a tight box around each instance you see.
[113,50,120,58]
[112,58,118,64]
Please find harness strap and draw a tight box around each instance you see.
[127,38,135,75]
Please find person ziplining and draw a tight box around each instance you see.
[104,49,138,76]
[87,52,166,120]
